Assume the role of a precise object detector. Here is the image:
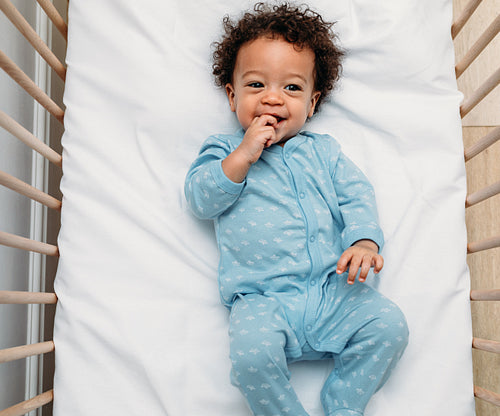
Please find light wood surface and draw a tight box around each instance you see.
[0,110,63,167]
[0,291,57,304]
[460,67,500,118]
[0,390,53,416]
[0,341,54,364]
[0,230,59,257]
[463,126,500,416]
[35,0,68,41]
[452,0,483,38]
[0,49,65,124]
[454,0,500,413]
[475,386,500,408]
[0,170,61,211]
[473,338,500,354]
[456,14,500,78]
[471,289,500,301]
[454,0,500,126]
[465,125,500,160]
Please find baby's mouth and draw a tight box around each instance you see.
[265,114,285,125]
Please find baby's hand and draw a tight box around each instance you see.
[336,240,384,285]
[238,115,280,165]
[222,115,279,183]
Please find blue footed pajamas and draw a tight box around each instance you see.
[185,130,409,416]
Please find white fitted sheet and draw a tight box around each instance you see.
[53,0,475,415]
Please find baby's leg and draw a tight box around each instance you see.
[320,284,409,416]
[229,293,308,416]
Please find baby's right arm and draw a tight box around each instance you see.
[222,115,279,183]
[184,136,245,220]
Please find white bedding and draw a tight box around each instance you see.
[53,0,475,415]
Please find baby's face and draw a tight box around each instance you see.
[226,36,320,143]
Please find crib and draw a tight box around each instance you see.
[0,0,498,415]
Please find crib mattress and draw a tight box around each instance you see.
[53,0,475,415]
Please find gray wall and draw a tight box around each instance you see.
[0,0,37,409]
[0,1,66,412]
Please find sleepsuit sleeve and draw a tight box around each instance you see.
[332,151,384,252]
[184,135,245,220]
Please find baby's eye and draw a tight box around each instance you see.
[248,82,264,88]
[285,84,302,91]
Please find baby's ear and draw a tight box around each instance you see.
[308,91,321,118]
[225,84,236,112]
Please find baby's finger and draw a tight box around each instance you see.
[372,255,384,274]
[336,252,351,275]
[347,256,361,285]
[264,130,278,147]
[255,114,278,127]
[247,118,277,147]
[358,255,372,282]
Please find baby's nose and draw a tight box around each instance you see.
[262,89,284,105]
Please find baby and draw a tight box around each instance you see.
[185,3,409,415]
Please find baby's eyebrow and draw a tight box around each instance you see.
[241,70,309,84]
[286,74,308,84]
[240,70,264,79]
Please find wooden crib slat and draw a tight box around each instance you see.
[473,338,500,354]
[468,235,500,253]
[474,386,500,407]
[465,126,500,161]
[0,110,62,167]
[466,180,500,207]
[455,14,500,78]
[0,49,65,125]
[460,66,500,118]
[0,0,66,81]
[452,0,483,39]
[0,230,59,257]
[0,290,57,304]
[0,390,53,416]
[470,289,500,301]
[35,0,68,41]
[0,170,62,211]
[0,341,54,364]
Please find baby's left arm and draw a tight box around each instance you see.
[336,239,384,285]
[330,149,385,285]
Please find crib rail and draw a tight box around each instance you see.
[0,0,65,81]
[452,0,482,38]
[0,0,499,415]
[470,289,500,301]
[0,170,61,211]
[0,0,65,414]
[0,342,55,365]
[0,50,64,124]
[464,125,500,160]
[0,391,54,416]
[0,291,57,305]
[456,0,500,413]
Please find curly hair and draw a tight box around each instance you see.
[212,2,344,113]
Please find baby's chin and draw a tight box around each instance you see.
[275,127,302,144]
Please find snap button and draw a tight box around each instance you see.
[299,192,305,199]
[310,280,316,286]
[310,236,315,242]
